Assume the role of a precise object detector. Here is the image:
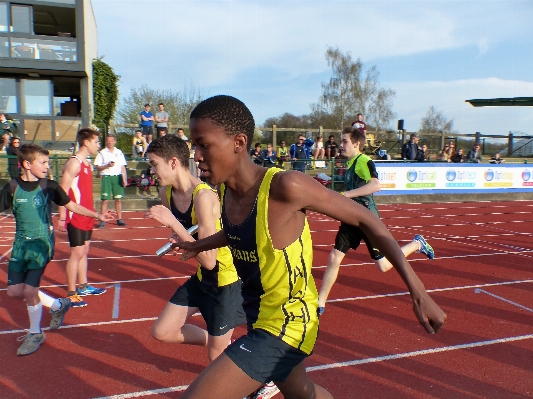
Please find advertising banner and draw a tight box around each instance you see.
[374,164,533,191]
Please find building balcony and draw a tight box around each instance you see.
[0,35,76,62]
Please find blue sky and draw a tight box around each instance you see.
[91,0,533,135]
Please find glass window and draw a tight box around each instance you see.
[11,5,33,34]
[11,37,77,61]
[21,79,51,115]
[0,36,9,58]
[0,2,8,32]
[0,78,17,113]
[35,0,75,4]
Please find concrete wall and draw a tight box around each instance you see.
[81,0,98,127]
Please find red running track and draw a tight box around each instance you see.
[0,200,532,398]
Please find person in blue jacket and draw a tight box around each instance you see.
[289,134,314,173]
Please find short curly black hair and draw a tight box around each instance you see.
[190,95,255,150]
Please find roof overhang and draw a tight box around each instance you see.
[465,97,533,107]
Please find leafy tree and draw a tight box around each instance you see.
[316,46,396,131]
[116,84,205,130]
[263,113,311,128]
[418,106,455,134]
[92,58,120,133]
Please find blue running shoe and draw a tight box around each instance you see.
[49,298,71,329]
[414,235,434,259]
[68,293,88,307]
[77,285,106,296]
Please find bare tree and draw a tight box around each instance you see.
[419,106,455,134]
[316,47,396,131]
[116,84,206,128]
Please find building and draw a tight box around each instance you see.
[0,0,97,149]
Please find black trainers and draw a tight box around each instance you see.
[117,219,126,227]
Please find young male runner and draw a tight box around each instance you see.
[58,128,107,308]
[0,144,113,355]
[144,135,245,362]
[318,128,434,314]
[174,95,447,399]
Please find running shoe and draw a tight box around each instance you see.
[98,221,105,228]
[77,285,107,296]
[117,219,126,227]
[49,298,71,330]
[17,332,46,356]
[414,234,434,260]
[68,293,88,307]
[248,382,280,399]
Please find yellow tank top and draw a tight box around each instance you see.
[166,183,238,287]
[221,168,319,354]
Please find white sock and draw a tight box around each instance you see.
[38,291,61,311]
[27,303,43,334]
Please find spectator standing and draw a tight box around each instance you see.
[6,137,21,179]
[490,153,505,164]
[290,134,314,173]
[467,144,482,163]
[58,128,107,308]
[1,113,16,151]
[94,135,128,228]
[450,148,465,163]
[261,143,277,168]
[250,143,264,165]
[351,113,367,135]
[132,130,148,160]
[276,140,289,168]
[140,104,155,144]
[155,103,169,138]
[402,133,421,160]
[324,135,339,158]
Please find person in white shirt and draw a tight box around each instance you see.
[94,135,128,227]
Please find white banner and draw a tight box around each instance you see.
[373,164,533,191]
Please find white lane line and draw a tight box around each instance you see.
[306,333,533,371]
[475,288,533,313]
[89,333,533,399]
[326,279,533,303]
[0,248,12,262]
[2,279,531,334]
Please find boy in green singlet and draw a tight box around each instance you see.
[0,144,113,356]
[174,95,446,399]
[318,128,435,314]
[144,135,245,362]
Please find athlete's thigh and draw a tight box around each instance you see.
[182,353,262,399]
[153,302,198,334]
[207,328,233,359]
[276,361,318,399]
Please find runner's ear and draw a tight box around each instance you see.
[234,133,248,154]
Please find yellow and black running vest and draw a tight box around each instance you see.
[220,168,319,354]
[166,183,238,287]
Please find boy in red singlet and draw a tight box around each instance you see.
[58,128,108,307]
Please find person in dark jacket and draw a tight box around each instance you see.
[6,137,21,179]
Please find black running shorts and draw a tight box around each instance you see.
[225,329,308,384]
[7,267,46,287]
[170,274,246,336]
[334,222,384,260]
[67,224,93,247]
